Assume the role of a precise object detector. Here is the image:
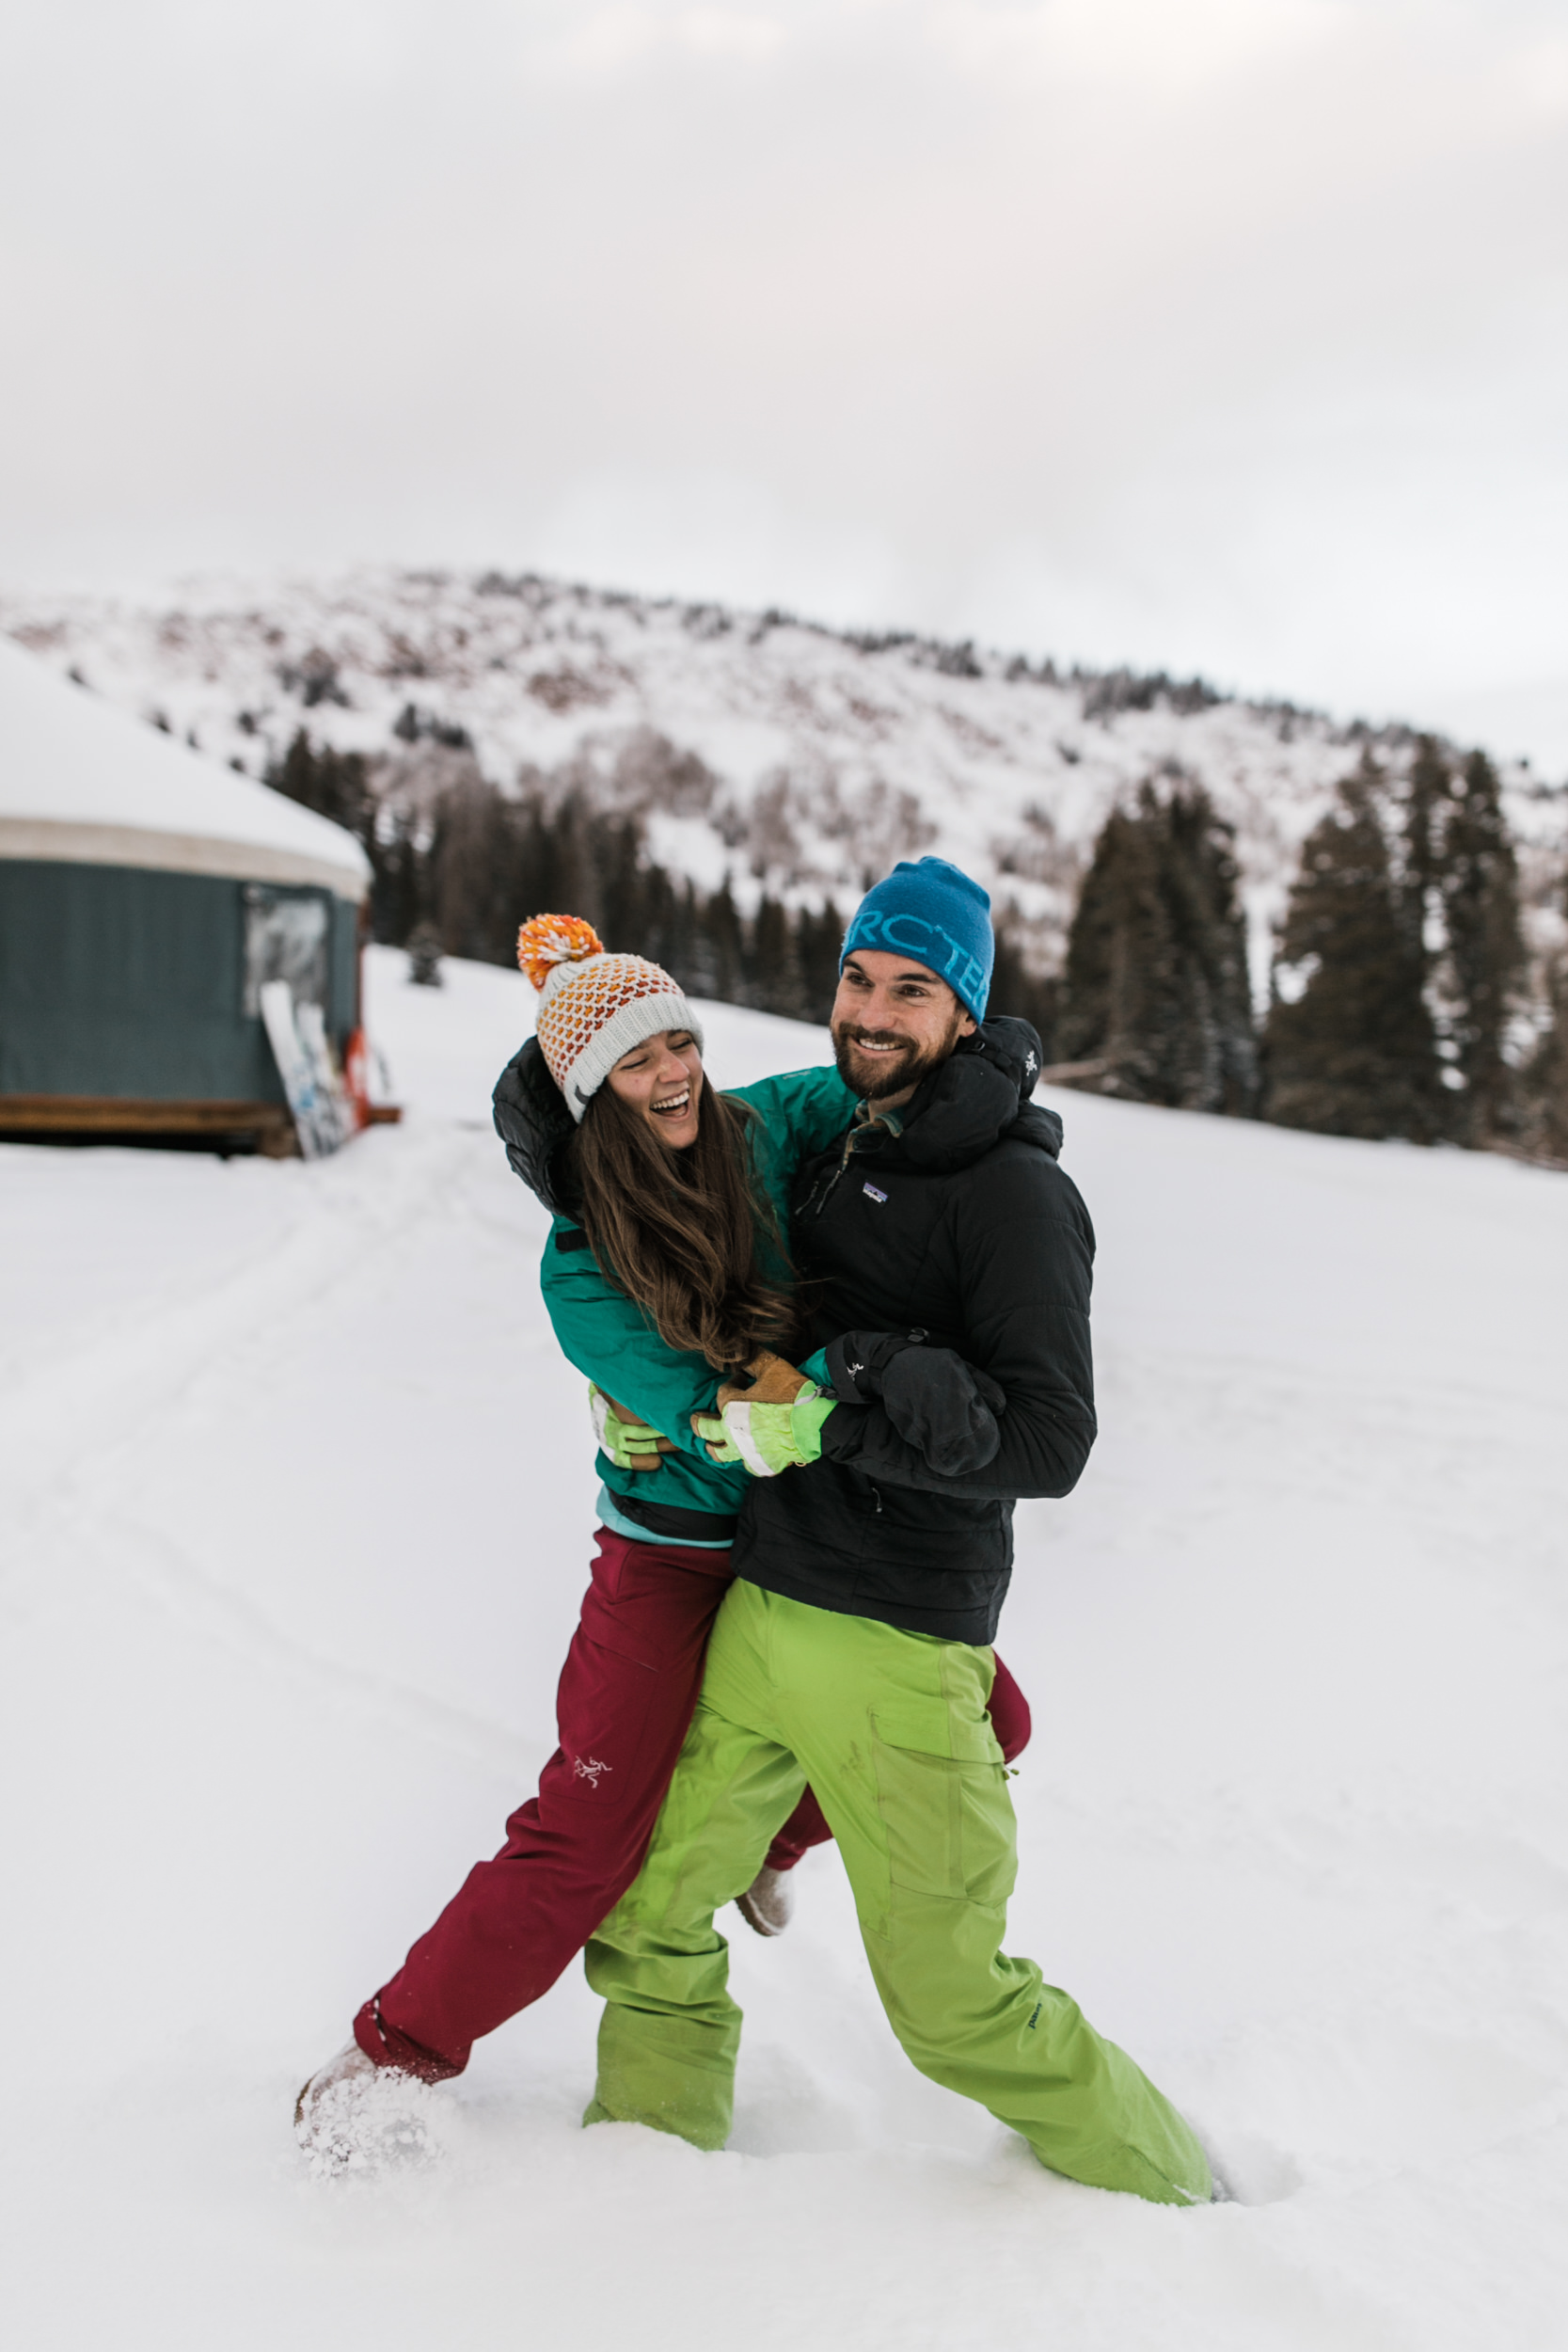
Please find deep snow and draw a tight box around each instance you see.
[3,948,1565,2350]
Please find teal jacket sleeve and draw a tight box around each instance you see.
[540,1230,723,1464]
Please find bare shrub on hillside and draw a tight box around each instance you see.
[515,727,721,825]
[744,773,807,885]
[723,763,937,895]
[991,803,1085,896]
[368,740,487,828]
[609,727,720,817]
[816,772,937,887]
[527,667,616,714]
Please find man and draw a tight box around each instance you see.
[581,856,1213,2205]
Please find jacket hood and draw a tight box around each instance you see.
[493,1036,579,1216]
[892,1015,1063,1174]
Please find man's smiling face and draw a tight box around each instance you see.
[830,948,976,1107]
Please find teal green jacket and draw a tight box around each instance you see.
[539,1066,858,1521]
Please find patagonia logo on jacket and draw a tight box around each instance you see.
[863,1182,888,1203]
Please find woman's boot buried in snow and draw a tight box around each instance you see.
[294,2041,445,2177]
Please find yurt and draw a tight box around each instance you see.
[0,635,371,1151]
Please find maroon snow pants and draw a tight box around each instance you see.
[356,1527,1032,2082]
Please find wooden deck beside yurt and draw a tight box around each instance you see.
[0,636,371,1152]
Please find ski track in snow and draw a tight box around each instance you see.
[3,948,1566,2350]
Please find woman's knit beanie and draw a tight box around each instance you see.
[516,914,704,1122]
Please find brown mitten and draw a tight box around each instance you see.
[716,1351,815,1411]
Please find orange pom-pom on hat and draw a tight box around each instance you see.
[516,911,703,1121]
[515,913,605,992]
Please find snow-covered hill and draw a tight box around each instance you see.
[3,955,1565,2350]
[8,570,1565,979]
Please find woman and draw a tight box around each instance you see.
[296,914,1030,2153]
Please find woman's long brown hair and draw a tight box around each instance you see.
[568,1076,795,1371]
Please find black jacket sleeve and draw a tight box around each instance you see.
[817,1153,1097,1500]
[493,1038,577,1216]
[822,1331,1006,1477]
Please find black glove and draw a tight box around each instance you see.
[824,1330,1006,1477]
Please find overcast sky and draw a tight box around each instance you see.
[3,0,1566,764]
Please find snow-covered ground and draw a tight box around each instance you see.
[4,948,1566,2350]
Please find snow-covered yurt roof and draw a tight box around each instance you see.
[0,635,370,899]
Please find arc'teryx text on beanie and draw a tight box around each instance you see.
[840,856,994,1023]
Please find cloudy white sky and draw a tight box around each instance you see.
[3,0,1566,763]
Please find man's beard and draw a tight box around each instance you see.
[831,1019,961,1102]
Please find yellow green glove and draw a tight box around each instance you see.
[590,1384,674,1472]
[690,1352,836,1478]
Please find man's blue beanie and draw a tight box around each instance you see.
[841,856,994,1023]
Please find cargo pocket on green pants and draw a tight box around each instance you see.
[870,1692,1017,1913]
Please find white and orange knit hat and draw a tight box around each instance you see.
[516,914,704,1121]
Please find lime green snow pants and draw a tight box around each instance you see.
[583,1581,1212,2206]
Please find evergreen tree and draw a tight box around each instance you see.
[269,728,430,947]
[793,900,846,1025]
[1264,761,1443,1141]
[665,880,704,994]
[1438,750,1526,1143]
[749,896,807,1018]
[520,792,597,930]
[990,927,1058,1055]
[429,779,530,963]
[1520,960,1568,1164]
[405,922,443,986]
[1057,782,1258,1111]
[637,867,694,987]
[268,729,370,834]
[1402,736,1449,954]
[598,817,652,952]
[369,810,426,947]
[689,881,746,1004]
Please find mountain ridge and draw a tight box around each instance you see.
[5,566,1563,985]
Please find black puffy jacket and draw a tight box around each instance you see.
[732,1017,1097,1645]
